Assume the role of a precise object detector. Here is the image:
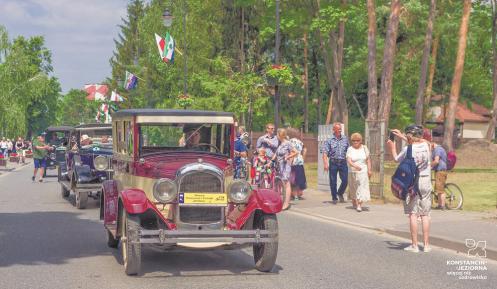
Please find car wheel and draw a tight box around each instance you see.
[75,192,88,209]
[120,210,141,276]
[60,183,70,198]
[107,229,119,248]
[253,213,278,272]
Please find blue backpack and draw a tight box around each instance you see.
[391,145,420,201]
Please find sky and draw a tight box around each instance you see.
[0,0,128,93]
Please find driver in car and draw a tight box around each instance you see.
[183,125,209,151]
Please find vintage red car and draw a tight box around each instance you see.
[101,109,282,275]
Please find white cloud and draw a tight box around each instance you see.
[0,0,128,92]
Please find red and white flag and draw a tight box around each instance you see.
[110,90,124,102]
[85,84,108,101]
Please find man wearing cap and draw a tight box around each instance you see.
[32,134,50,182]
[321,123,349,204]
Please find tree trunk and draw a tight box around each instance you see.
[240,6,245,73]
[425,35,439,105]
[487,0,497,141]
[443,0,471,151]
[366,0,379,121]
[312,47,322,127]
[415,0,436,125]
[317,0,348,128]
[378,0,402,127]
[303,32,309,133]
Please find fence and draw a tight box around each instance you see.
[365,120,386,199]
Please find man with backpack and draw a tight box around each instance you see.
[388,125,432,253]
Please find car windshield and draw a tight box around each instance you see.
[77,129,113,148]
[46,131,70,146]
[139,123,232,157]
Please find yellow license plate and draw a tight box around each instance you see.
[179,193,227,205]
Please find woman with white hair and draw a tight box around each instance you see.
[388,125,432,253]
[346,132,371,212]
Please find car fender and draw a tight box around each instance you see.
[120,188,150,214]
[73,164,93,183]
[253,188,283,213]
[101,180,120,224]
[233,188,282,229]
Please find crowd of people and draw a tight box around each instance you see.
[318,122,450,253]
[0,136,31,163]
[234,123,308,211]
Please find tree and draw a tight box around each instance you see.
[378,0,401,126]
[443,0,471,151]
[487,0,497,141]
[414,0,436,125]
[0,32,60,138]
[366,0,378,121]
[314,0,349,129]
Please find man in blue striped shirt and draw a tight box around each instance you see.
[321,123,349,204]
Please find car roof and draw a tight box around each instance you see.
[74,123,112,130]
[113,109,235,124]
[46,126,74,132]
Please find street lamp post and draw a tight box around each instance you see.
[163,5,188,99]
[274,0,281,129]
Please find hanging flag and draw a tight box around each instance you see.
[124,71,138,90]
[155,32,174,63]
[110,90,124,102]
[164,32,175,63]
[96,103,111,123]
[155,33,166,60]
[85,84,108,101]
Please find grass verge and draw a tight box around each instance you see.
[305,162,497,212]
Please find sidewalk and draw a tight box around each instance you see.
[290,188,497,261]
[0,159,32,177]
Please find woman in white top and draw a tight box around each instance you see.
[346,133,371,212]
[388,125,432,253]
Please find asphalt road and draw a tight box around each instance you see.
[0,165,495,289]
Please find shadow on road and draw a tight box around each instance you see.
[107,241,283,277]
[0,211,109,267]
[384,240,409,251]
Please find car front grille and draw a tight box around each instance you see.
[179,206,223,224]
[179,172,222,193]
[178,172,223,225]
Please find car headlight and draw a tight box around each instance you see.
[153,178,177,203]
[94,155,108,171]
[228,180,252,203]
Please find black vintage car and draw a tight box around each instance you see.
[44,126,74,177]
[58,123,113,209]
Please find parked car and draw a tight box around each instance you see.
[100,109,282,275]
[44,126,74,177]
[59,123,113,209]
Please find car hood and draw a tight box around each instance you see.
[136,152,230,179]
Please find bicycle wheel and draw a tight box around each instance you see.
[431,191,439,209]
[444,183,463,210]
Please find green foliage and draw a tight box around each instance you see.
[266,64,294,86]
[0,30,61,138]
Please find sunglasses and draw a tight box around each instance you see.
[266,127,275,130]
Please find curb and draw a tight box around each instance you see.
[290,207,497,262]
[0,162,30,178]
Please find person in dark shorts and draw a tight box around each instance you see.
[32,134,50,182]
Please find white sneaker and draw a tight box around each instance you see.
[356,206,362,212]
[403,245,419,253]
[423,246,432,253]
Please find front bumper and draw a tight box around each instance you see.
[138,229,277,245]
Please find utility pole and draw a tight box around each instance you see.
[274,0,281,129]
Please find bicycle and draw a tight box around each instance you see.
[431,176,463,210]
